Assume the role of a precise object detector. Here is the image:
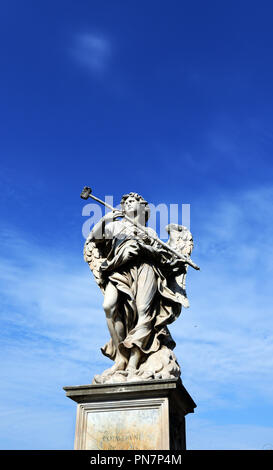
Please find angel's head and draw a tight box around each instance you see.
[120,192,150,225]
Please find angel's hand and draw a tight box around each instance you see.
[169,258,187,273]
[102,210,124,222]
[140,232,152,244]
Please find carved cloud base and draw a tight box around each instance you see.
[63,378,196,450]
[92,346,181,385]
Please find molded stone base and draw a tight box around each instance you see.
[63,378,196,450]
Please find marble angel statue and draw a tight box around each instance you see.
[83,191,198,384]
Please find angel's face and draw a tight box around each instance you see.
[123,196,140,214]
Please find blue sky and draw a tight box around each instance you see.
[1,0,273,450]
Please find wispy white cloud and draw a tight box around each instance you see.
[70,32,112,75]
[0,227,114,449]
[1,184,273,449]
[171,185,273,413]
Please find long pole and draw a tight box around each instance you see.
[82,188,200,270]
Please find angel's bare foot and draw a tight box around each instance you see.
[115,370,128,376]
[138,370,154,380]
[103,359,126,376]
[125,365,138,377]
[126,365,143,382]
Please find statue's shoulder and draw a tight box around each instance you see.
[104,219,123,237]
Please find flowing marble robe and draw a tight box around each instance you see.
[93,219,184,366]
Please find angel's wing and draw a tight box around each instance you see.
[166,223,194,308]
[83,233,107,293]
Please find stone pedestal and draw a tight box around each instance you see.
[63,378,196,450]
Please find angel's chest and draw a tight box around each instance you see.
[111,222,145,239]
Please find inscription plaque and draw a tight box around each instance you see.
[64,378,196,450]
[74,398,169,450]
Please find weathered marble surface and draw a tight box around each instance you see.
[64,378,196,450]
[92,346,181,385]
[83,190,198,384]
[76,398,168,450]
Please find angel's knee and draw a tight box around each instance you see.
[103,296,118,318]
[103,283,118,317]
